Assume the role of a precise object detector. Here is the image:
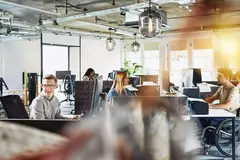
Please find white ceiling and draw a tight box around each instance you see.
[1,0,240,40]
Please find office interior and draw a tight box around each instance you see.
[0,0,240,159]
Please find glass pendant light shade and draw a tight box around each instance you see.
[131,42,140,53]
[131,33,140,53]
[139,7,162,38]
[106,37,116,51]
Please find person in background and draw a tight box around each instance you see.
[108,72,132,102]
[82,68,95,81]
[236,70,240,90]
[204,68,239,114]
[30,74,78,119]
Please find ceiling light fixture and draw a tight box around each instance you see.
[131,33,140,53]
[106,28,116,51]
[55,0,87,15]
[139,0,162,38]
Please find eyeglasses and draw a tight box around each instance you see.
[42,84,57,88]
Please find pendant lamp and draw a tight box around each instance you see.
[106,28,116,51]
[139,0,162,38]
[131,33,140,53]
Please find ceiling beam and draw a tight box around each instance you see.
[68,21,133,36]
[0,21,124,39]
[0,0,60,16]
[43,0,194,25]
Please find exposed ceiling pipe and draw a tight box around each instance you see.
[71,21,137,37]
[0,0,60,16]
[43,0,195,25]
[0,21,124,39]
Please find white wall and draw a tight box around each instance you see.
[1,39,41,89]
[1,36,122,89]
[81,38,122,79]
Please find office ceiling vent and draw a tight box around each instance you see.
[123,9,168,29]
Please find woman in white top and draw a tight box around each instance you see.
[82,68,95,81]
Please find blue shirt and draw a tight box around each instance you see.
[108,88,132,101]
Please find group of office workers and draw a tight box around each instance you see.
[29,67,240,121]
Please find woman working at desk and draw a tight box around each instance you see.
[108,72,132,102]
[82,68,95,81]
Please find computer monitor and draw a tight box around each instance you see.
[107,70,123,80]
[162,70,170,92]
[181,68,202,87]
[90,75,103,115]
[182,69,193,87]
[92,73,99,80]
[128,76,141,87]
[192,68,202,86]
[56,71,71,80]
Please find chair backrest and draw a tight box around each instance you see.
[64,75,73,95]
[0,95,29,119]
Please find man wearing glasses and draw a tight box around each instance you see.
[30,74,78,119]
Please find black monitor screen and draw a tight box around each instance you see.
[129,76,140,87]
[193,68,202,86]
[56,71,71,80]
[91,75,103,115]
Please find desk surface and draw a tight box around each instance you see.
[191,109,236,118]
[125,86,138,92]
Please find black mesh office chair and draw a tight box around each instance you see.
[60,75,75,105]
[0,95,29,119]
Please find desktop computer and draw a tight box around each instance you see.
[56,70,71,80]
[182,68,202,87]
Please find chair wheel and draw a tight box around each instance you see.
[204,147,209,155]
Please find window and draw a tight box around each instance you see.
[125,51,141,64]
[192,49,214,81]
[144,50,159,74]
[170,50,188,86]
[43,45,68,76]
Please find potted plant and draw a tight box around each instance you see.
[120,60,143,77]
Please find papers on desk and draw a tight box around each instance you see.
[197,83,211,92]
[125,85,138,92]
[142,81,154,85]
[188,97,206,102]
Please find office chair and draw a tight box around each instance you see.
[0,95,29,119]
[60,75,75,105]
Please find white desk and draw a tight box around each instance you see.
[136,83,159,87]
[191,109,236,118]
[125,85,138,92]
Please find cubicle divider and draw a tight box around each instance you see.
[74,81,95,114]
[112,96,188,115]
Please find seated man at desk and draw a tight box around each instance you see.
[236,70,240,90]
[108,72,132,102]
[204,68,239,115]
[30,74,78,119]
